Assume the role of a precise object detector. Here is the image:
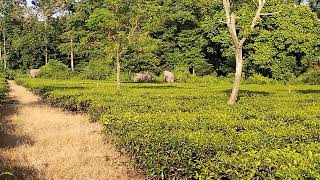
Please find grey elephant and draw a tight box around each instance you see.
[134,72,153,83]
[30,69,40,78]
[164,71,174,83]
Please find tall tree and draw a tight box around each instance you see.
[0,1,9,69]
[59,0,91,71]
[247,5,320,79]
[0,0,25,69]
[31,0,66,64]
[87,0,156,90]
[222,0,279,105]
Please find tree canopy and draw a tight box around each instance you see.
[0,0,318,81]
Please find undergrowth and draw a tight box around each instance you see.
[0,78,7,102]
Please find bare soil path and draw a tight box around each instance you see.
[0,81,144,180]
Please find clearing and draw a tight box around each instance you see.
[0,81,144,180]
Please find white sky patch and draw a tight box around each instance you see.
[26,0,33,7]
[300,0,311,5]
[24,0,67,20]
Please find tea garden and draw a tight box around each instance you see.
[15,78,320,179]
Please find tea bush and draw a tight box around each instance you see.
[16,78,320,179]
[297,67,320,85]
[0,77,7,102]
[244,74,278,85]
[78,59,113,80]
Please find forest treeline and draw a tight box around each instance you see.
[0,0,319,81]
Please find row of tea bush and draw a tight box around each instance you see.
[16,78,320,179]
[15,60,320,85]
[0,78,7,103]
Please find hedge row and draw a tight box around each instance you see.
[0,78,7,103]
[16,78,320,179]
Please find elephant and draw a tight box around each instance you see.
[164,71,174,83]
[30,69,40,78]
[134,72,153,83]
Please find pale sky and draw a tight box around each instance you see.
[26,0,33,7]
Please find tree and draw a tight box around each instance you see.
[12,15,45,69]
[87,0,156,90]
[247,5,320,80]
[31,0,67,65]
[222,0,279,105]
[149,0,213,74]
[0,0,25,69]
[0,0,9,69]
[59,7,78,71]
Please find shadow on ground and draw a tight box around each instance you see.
[296,90,320,94]
[221,89,272,97]
[132,85,184,89]
[0,96,39,180]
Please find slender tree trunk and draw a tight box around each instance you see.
[228,47,243,105]
[192,67,195,76]
[45,47,48,64]
[44,17,48,65]
[116,46,121,91]
[222,0,268,105]
[3,30,6,69]
[0,46,2,66]
[70,38,74,71]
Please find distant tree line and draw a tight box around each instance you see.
[0,0,319,81]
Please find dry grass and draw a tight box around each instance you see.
[0,81,145,180]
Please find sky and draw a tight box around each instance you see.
[26,0,33,7]
[24,0,67,19]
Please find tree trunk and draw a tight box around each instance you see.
[222,0,268,105]
[116,46,121,91]
[70,38,74,71]
[0,46,2,65]
[228,48,243,105]
[44,17,48,65]
[3,30,6,69]
[44,48,48,65]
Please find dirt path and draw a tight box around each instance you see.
[0,81,144,180]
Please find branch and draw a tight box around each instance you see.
[252,0,259,8]
[222,0,243,48]
[250,0,266,29]
[239,38,246,47]
[222,0,231,25]
[128,16,139,36]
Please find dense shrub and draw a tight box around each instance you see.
[0,69,15,80]
[78,59,113,80]
[244,74,277,84]
[17,78,320,179]
[173,67,192,82]
[0,77,7,101]
[39,60,73,80]
[297,67,320,85]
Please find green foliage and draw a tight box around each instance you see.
[1,0,319,81]
[39,60,73,80]
[244,74,278,85]
[0,172,13,176]
[17,78,320,179]
[0,77,7,102]
[297,67,320,85]
[0,68,15,80]
[173,66,191,82]
[78,59,113,80]
[247,4,320,79]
